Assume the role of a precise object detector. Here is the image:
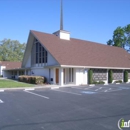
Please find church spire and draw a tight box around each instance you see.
[53,0,70,40]
[60,0,63,30]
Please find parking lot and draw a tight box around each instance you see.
[0,84,130,130]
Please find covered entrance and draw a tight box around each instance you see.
[55,68,75,86]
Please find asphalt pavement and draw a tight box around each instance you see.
[0,84,130,130]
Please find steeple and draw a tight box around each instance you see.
[53,0,70,40]
[60,0,63,30]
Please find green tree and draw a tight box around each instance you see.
[0,39,26,61]
[107,39,113,46]
[107,24,130,51]
[113,27,125,48]
[107,27,125,47]
[124,24,130,51]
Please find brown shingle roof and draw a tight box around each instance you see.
[0,61,21,69]
[31,30,130,68]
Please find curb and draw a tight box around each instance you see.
[0,90,4,92]
[0,86,51,92]
[89,84,95,86]
[0,82,129,92]
[51,87,59,89]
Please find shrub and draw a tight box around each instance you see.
[0,75,3,77]
[124,71,128,82]
[114,80,122,83]
[93,81,105,84]
[108,70,113,83]
[88,69,93,84]
[18,75,46,84]
[98,81,105,84]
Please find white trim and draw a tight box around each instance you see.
[60,65,130,70]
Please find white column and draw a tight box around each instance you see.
[59,68,64,86]
[75,68,79,85]
[85,69,88,85]
[53,68,56,84]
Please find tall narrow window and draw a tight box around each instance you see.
[36,42,38,63]
[35,40,48,64]
[69,68,71,82]
[69,68,74,82]
[72,68,73,82]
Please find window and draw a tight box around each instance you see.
[72,68,73,82]
[35,41,48,64]
[69,68,71,82]
[69,68,74,82]
[15,71,17,75]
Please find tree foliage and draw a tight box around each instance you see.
[0,39,26,61]
[107,24,130,52]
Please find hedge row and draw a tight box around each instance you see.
[88,69,93,84]
[18,75,46,84]
[108,70,113,83]
[124,70,128,82]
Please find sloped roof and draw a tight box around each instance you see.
[0,61,21,69]
[31,30,130,69]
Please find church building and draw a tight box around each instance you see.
[3,1,130,86]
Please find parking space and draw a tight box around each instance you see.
[0,84,130,130]
[52,83,130,94]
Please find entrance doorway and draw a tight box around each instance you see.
[56,69,59,84]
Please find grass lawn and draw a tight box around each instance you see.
[0,79,34,88]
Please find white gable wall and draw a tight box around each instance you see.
[47,52,59,66]
[25,54,31,68]
[23,34,59,68]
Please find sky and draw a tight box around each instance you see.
[0,0,130,45]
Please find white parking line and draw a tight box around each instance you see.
[0,90,4,92]
[95,87,102,91]
[52,89,81,96]
[84,86,95,90]
[24,90,49,99]
[106,89,122,93]
[0,99,4,103]
[104,88,112,92]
